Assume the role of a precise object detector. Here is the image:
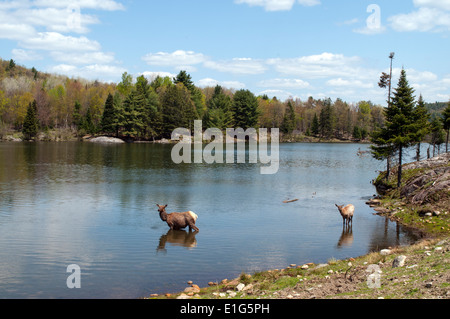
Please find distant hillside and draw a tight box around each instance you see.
[426,102,449,118]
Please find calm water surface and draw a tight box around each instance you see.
[0,142,419,298]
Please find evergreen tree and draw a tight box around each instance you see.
[121,91,141,138]
[231,89,259,129]
[370,126,396,182]
[72,101,82,128]
[173,70,195,92]
[135,76,161,139]
[430,117,445,156]
[31,67,38,81]
[113,92,124,138]
[101,93,116,135]
[160,83,197,137]
[311,113,319,136]
[383,69,417,187]
[442,102,450,153]
[82,107,95,134]
[281,101,296,134]
[22,100,39,140]
[412,95,431,161]
[353,126,362,140]
[204,85,233,130]
[6,59,16,71]
[173,71,205,118]
[319,98,335,138]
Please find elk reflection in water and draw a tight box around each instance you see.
[157,230,199,252]
[337,224,354,248]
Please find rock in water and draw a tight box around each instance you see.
[88,136,125,144]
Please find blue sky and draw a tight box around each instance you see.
[1,0,450,104]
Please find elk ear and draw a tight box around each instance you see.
[164,204,168,208]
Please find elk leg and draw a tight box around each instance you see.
[189,224,199,232]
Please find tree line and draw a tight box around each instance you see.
[1,58,449,149]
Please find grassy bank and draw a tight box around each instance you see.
[148,153,450,300]
[149,238,449,300]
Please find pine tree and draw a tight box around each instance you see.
[281,101,296,134]
[412,95,430,161]
[113,92,124,138]
[82,107,95,134]
[370,127,396,181]
[204,85,233,130]
[121,91,141,138]
[22,100,39,140]
[101,93,116,135]
[384,69,417,187]
[311,113,319,136]
[319,98,335,138]
[231,89,259,130]
[160,83,198,137]
[442,102,450,153]
[430,117,445,156]
[72,101,82,128]
[173,70,195,92]
[353,126,362,140]
[6,59,16,72]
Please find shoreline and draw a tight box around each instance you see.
[0,130,370,144]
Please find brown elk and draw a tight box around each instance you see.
[156,204,199,232]
[335,204,355,228]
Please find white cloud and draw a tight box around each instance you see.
[140,71,177,81]
[235,0,319,11]
[258,78,310,89]
[142,50,207,71]
[197,78,246,89]
[204,58,267,75]
[258,89,296,100]
[266,53,365,79]
[389,0,450,32]
[48,64,78,74]
[298,0,321,6]
[413,0,450,11]
[12,49,43,61]
[32,0,125,11]
[326,78,374,89]
[0,23,36,40]
[49,63,126,80]
[50,51,115,65]
[20,32,101,52]
[389,7,450,32]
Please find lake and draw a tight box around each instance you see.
[0,142,420,299]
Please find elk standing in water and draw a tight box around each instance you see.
[156,204,199,232]
[335,204,355,228]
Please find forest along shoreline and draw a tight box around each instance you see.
[148,153,450,300]
[0,130,370,144]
